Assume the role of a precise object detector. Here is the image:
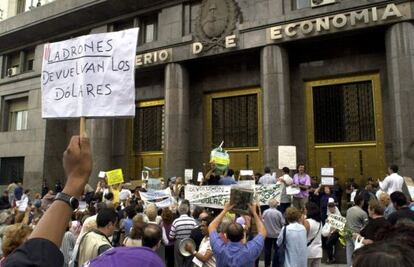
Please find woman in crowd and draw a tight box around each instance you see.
[304,203,322,267]
[0,223,32,264]
[315,185,337,223]
[185,216,216,267]
[123,214,146,247]
[161,208,175,267]
[277,207,307,267]
[321,198,341,264]
[355,199,391,245]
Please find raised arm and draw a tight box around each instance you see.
[249,203,267,238]
[29,135,92,247]
[208,202,234,234]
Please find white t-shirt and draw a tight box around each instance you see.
[192,236,216,267]
[306,219,322,259]
[119,189,132,201]
[380,173,404,195]
[17,194,29,212]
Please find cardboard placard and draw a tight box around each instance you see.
[106,169,124,186]
[278,146,297,170]
[321,177,335,185]
[326,214,346,230]
[42,28,139,118]
[230,187,254,214]
[184,169,193,183]
[321,168,334,176]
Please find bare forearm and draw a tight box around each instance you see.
[253,213,267,237]
[209,209,227,233]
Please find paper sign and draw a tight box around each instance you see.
[147,178,162,191]
[106,169,124,186]
[240,170,254,176]
[42,28,139,118]
[238,180,256,188]
[98,171,106,178]
[321,168,334,176]
[197,172,204,182]
[321,177,335,185]
[184,169,193,183]
[278,146,297,170]
[326,214,347,230]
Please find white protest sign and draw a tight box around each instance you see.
[42,28,139,118]
[237,180,256,188]
[98,171,106,178]
[326,214,346,230]
[147,178,162,191]
[321,177,335,185]
[321,168,334,176]
[184,184,282,209]
[139,188,174,208]
[197,172,204,182]
[278,146,297,170]
[184,169,193,184]
[240,170,254,176]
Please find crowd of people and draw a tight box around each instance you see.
[0,135,413,267]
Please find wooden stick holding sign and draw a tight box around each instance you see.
[80,117,86,136]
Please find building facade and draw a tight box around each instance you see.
[0,0,413,192]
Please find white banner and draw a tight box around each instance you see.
[41,28,139,118]
[139,188,174,208]
[185,184,282,209]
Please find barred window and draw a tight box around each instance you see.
[212,94,258,148]
[313,81,375,144]
[0,157,24,185]
[134,105,164,152]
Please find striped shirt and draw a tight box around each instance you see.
[169,214,197,240]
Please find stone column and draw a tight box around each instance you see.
[261,45,292,170]
[386,22,414,176]
[88,119,113,187]
[164,63,190,178]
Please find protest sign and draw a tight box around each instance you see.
[147,178,162,191]
[237,180,256,188]
[184,169,193,184]
[321,168,334,176]
[230,187,254,214]
[106,169,124,186]
[185,184,282,209]
[321,177,335,185]
[197,172,204,182]
[141,171,149,181]
[42,28,139,118]
[240,170,253,176]
[139,188,174,208]
[278,146,297,170]
[98,171,106,178]
[326,214,347,230]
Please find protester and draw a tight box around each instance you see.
[76,207,117,265]
[208,202,266,267]
[378,164,404,195]
[332,178,343,210]
[387,191,414,225]
[161,208,175,267]
[169,203,197,267]
[204,163,221,185]
[61,222,76,267]
[378,192,395,218]
[304,203,322,267]
[124,214,146,247]
[277,207,307,267]
[185,215,216,267]
[0,223,32,264]
[355,199,390,245]
[314,185,337,223]
[258,167,276,185]
[292,164,311,211]
[13,183,23,203]
[321,198,341,264]
[15,190,30,223]
[121,205,136,236]
[7,182,18,207]
[262,199,284,267]
[345,194,368,267]
[277,167,293,214]
[190,211,209,250]
[219,169,237,185]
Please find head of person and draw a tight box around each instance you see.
[176,177,184,185]
[352,241,414,267]
[1,223,32,257]
[390,191,407,209]
[24,189,30,196]
[104,192,114,201]
[297,164,305,174]
[226,169,234,177]
[125,206,137,220]
[285,207,302,224]
[96,208,118,237]
[264,167,271,174]
[388,164,399,175]
[226,222,244,243]
[379,192,391,207]
[130,215,146,240]
[268,198,278,209]
[282,167,290,175]
[178,203,189,216]
[368,199,384,218]
[306,202,321,222]
[218,216,233,234]
[17,182,22,187]
[161,208,174,225]
[145,204,158,222]
[354,194,364,208]
[327,198,337,213]
[192,206,204,220]
[376,220,414,250]
[200,216,213,237]
[324,185,331,195]
[142,224,162,251]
